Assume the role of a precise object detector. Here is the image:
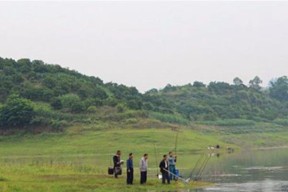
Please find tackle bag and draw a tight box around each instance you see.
[108,167,114,175]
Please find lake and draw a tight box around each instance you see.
[189,147,288,192]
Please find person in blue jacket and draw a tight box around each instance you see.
[168,151,177,180]
[126,153,134,184]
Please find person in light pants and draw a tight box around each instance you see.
[139,153,148,184]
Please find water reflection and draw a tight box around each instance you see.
[203,179,288,192]
[154,148,288,192]
[158,190,192,192]
[195,148,288,192]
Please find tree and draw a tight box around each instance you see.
[59,94,85,113]
[0,95,35,128]
[17,58,32,73]
[249,76,262,90]
[163,84,177,92]
[51,98,62,110]
[269,76,288,101]
[193,81,206,88]
[208,82,231,94]
[145,88,158,95]
[92,86,108,100]
[233,77,243,86]
[127,99,142,110]
[71,102,85,113]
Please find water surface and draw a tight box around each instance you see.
[191,148,288,192]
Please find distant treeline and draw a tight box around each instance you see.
[0,57,288,130]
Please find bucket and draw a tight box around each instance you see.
[175,169,179,177]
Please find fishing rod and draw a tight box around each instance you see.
[194,154,210,181]
[154,144,160,178]
[163,168,190,184]
[193,147,215,181]
[186,146,215,181]
[174,129,179,156]
[188,152,206,180]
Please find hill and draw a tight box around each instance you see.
[146,80,288,123]
[0,57,288,131]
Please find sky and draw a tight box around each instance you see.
[0,1,287,92]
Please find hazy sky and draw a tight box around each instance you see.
[0,1,287,92]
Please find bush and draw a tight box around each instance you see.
[0,95,35,128]
[50,119,69,130]
[60,94,81,109]
[87,106,97,113]
[201,119,256,126]
[273,118,288,126]
[116,104,126,113]
[149,112,189,125]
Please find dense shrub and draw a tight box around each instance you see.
[0,95,35,128]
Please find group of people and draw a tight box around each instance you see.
[112,150,177,185]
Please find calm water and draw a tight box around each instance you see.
[190,148,288,192]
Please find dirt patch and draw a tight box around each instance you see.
[0,177,8,182]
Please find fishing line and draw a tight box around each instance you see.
[174,129,179,156]
[188,152,206,180]
[154,143,160,178]
[194,155,210,181]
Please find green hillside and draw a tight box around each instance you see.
[146,80,288,123]
[0,57,288,131]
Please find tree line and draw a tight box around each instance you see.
[0,57,288,130]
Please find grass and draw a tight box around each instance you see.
[0,125,227,192]
[0,123,288,191]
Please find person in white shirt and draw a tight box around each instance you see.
[139,153,148,184]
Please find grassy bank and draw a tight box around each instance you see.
[0,125,228,192]
[0,123,288,191]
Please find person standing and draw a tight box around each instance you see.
[139,153,148,184]
[168,151,177,180]
[113,150,123,178]
[126,153,134,185]
[159,154,170,184]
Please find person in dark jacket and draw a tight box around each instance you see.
[113,150,123,178]
[126,153,134,184]
[159,154,170,184]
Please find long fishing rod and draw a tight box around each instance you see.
[154,144,160,178]
[186,146,214,181]
[174,129,179,156]
[194,154,210,181]
[188,152,206,180]
[194,148,214,181]
[163,168,190,184]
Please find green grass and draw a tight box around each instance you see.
[0,123,288,191]
[0,125,227,191]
